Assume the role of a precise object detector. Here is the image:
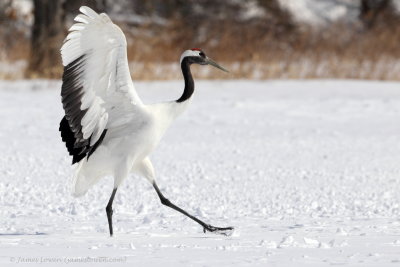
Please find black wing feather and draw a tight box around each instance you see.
[59,116,87,164]
[59,54,107,165]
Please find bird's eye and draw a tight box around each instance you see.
[199,52,205,58]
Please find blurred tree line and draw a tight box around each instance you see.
[0,0,399,79]
[26,0,297,77]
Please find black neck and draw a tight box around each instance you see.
[176,58,194,103]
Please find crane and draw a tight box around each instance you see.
[59,6,233,236]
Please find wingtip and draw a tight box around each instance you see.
[79,6,99,18]
[79,6,91,13]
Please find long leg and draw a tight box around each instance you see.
[153,182,234,235]
[106,188,118,236]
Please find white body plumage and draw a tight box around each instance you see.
[73,100,190,196]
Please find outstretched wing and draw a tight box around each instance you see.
[60,6,142,164]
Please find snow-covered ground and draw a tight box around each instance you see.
[1,80,400,266]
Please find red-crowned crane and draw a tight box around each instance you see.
[59,6,233,236]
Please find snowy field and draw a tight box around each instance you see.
[1,79,400,266]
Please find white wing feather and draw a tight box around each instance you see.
[61,6,142,146]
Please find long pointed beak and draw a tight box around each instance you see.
[206,57,229,73]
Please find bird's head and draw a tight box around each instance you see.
[180,48,229,72]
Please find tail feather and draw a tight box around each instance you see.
[71,161,88,197]
[71,161,104,197]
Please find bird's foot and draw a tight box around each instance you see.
[203,224,234,236]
